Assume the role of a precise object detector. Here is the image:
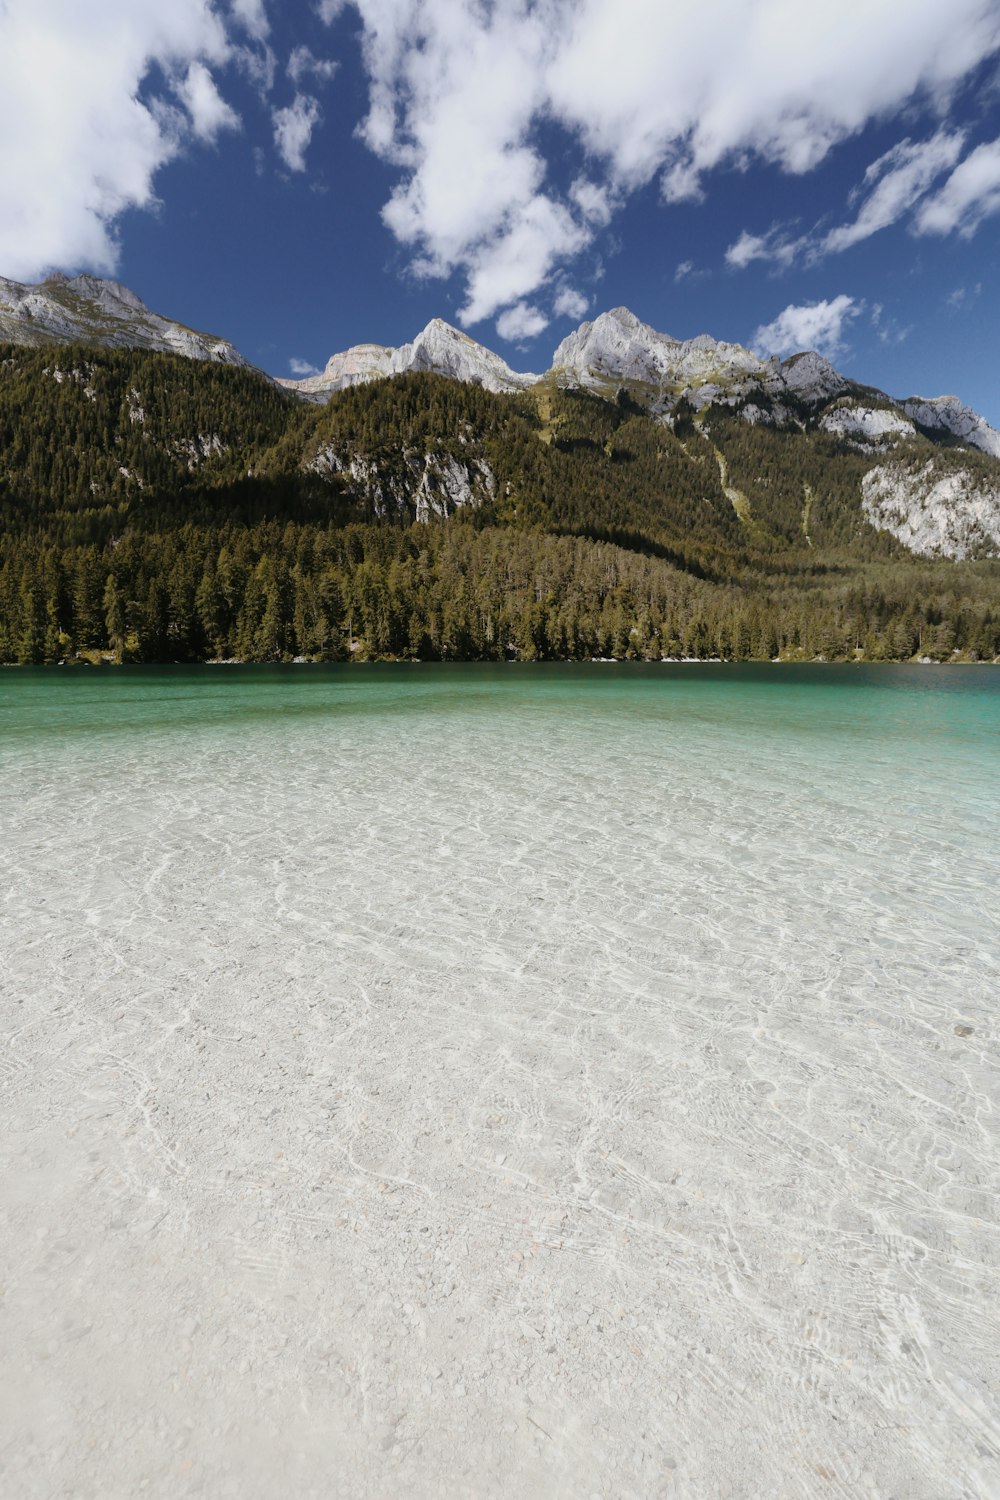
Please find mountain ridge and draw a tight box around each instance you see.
[2,337,999,664]
[274,304,1000,466]
[275,316,541,399]
[3,272,1000,565]
[4,272,998,464]
[0,272,249,368]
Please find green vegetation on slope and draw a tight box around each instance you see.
[1,344,998,663]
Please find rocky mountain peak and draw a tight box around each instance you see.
[278,317,539,400]
[0,271,248,366]
[900,394,1000,459]
[551,307,676,386]
[551,305,771,405]
[603,306,670,337]
[62,273,149,314]
[775,350,849,405]
[421,317,463,337]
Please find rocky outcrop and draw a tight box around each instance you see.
[279,319,538,399]
[170,434,229,470]
[40,362,98,401]
[776,350,849,405]
[0,273,249,366]
[819,405,916,446]
[413,456,496,522]
[306,442,495,519]
[862,460,1000,558]
[901,395,1000,459]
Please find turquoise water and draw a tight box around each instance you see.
[2,665,999,1498]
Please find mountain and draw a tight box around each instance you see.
[276,318,539,399]
[286,301,1000,459]
[552,305,779,402]
[0,272,250,366]
[552,306,873,418]
[551,309,1000,460]
[1,335,999,665]
[900,394,1000,458]
[1,273,999,664]
[272,306,1000,558]
[280,304,852,417]
[4,271,999,468]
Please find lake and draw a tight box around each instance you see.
[2,663,998,1498]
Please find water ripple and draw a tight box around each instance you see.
[2,665,998,1498]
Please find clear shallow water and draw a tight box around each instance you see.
[2,664,998,1498]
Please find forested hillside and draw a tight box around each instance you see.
[2,343,998,663]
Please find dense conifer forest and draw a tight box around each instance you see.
[2,342,998,663]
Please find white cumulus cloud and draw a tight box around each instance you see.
[288,46,338,86]
[553,285,589,320]
[235,41,277,96]
[327,0,1000,329]
[727,129,969,269]
[661,159,704,205]
[174,61,240,144]
[230,0,269,41]
[0,0,233,280]
[569,178,613,226]
[496,302,548,342]
[289,356,320,375]
[822,129,966,253]
[725,225,804,270]
[914,138,1000,236]
[451,199,588,327]
[273,94,322,172]
[752,296,861,359]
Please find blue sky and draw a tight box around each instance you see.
[2,1,1000,420]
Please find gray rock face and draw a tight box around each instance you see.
[551,306,766,397]
[279,319,539,399]
[819,404,916,446]
[776,350,849,405]
[862,460,1000,558]
[552,306,680,385]
[306,442,496,520]
[0,273,249,366]
[548,307,854,420]
[901,395,1000,459]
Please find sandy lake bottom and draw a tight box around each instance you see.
[2,663,999,1498]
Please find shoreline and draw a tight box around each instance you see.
[5,654,1000,670]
